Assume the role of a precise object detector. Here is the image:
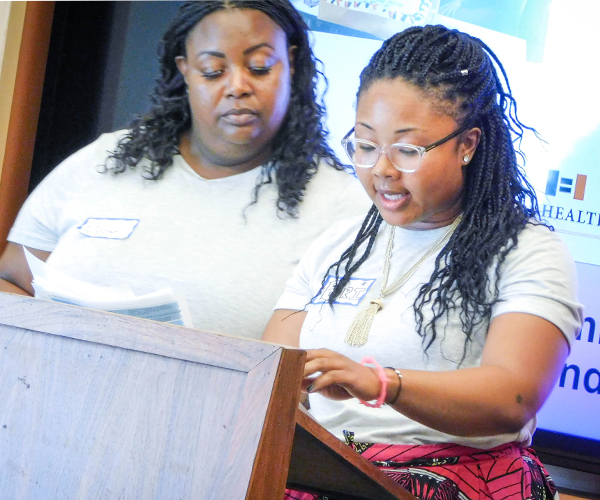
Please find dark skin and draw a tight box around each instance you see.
[0,244,49,295]
[175,8,294,179]
[0,8,296,295]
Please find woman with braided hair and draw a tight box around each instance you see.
[264,25,581,499]
[0,0,369,339]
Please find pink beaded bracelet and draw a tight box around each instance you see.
[359,357,387,408]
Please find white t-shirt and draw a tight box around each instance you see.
[8,131,371,339]
[275,215,583,449]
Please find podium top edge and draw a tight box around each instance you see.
[0,292,297,372]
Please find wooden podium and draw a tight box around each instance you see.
[0,293,415,500]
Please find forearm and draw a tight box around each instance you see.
[385,365,537,437]
[307,350,541,436]
[305,315,569,438]
[0,278,32,296]
[383,315,569,437]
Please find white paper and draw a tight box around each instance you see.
[24,249,193,327]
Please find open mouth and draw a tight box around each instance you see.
[378,190,410,209]
[382,193,406,201]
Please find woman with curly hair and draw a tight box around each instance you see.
[263,25,581,499]
[0,1,369,339]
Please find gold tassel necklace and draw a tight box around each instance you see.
[344,215,463,347]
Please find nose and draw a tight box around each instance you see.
[372,150,400,179]
[226,67,252,99]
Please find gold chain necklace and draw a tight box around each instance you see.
[344,215,463,347]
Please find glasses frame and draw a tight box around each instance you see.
[341,126,467,173]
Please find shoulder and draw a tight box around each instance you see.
[43,130,130,181]
[303,214,369,262]
[518,220,560,241]
[24,130,139,210]
[321,213,369,239]
[281,213,369,298]
[69,129,129,168]
[509,222,573,264]
[302,160,372,217]
[501,221,576,279]
[309,160,362,190]
[494,221,583,345]
[66,130,128,162]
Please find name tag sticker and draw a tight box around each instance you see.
[312,275,376,306]
[78,218,140,240]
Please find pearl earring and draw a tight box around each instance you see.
[463,155,470,164]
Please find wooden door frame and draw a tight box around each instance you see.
[0,1,55,254]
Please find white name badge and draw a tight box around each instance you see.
[312,275,376,306]
[78,218,140,240]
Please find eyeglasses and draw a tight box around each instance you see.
[341,126,467,173]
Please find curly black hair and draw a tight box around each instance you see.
[321,25,544,359]
[107,0,343,216]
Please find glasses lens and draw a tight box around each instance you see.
[388,144,422,172]
[347,139,379,168]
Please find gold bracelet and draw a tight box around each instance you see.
[385,367,402,405]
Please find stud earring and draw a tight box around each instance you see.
[463,155,470,164]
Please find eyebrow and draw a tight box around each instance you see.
[244,42,275,55]
[356,122,418,134]
[196,43,276,59]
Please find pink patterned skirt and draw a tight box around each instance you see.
[285,432,556,500]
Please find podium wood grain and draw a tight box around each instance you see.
[0,293,303,499]
[0,293,412,500]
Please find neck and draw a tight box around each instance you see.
[404,216,462,231]
[403,203,464,231]
[179,132,272,179]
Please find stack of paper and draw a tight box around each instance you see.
[25,250,193,327]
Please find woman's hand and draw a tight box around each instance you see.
[303,348,385,402]
[0,243,50,296]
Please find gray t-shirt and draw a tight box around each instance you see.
[9,131,371,339]
[276,216,582,448]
